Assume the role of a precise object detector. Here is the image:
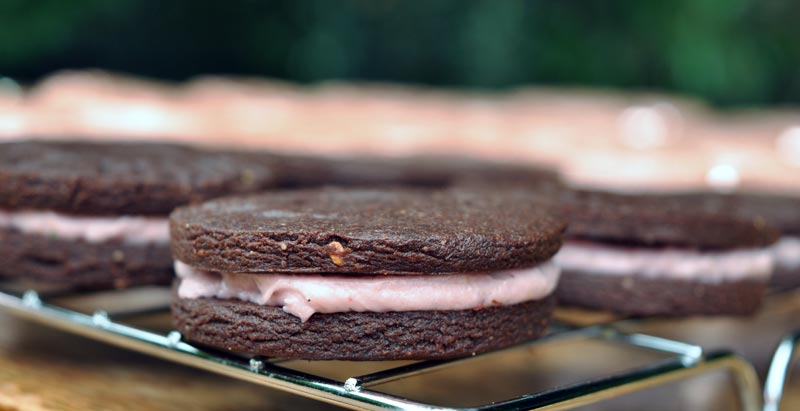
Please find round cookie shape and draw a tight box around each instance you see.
[560,190,780,250]
[0,140,277,215]
[170,187,566,274]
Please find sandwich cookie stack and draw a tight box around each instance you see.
[554,191,780,316]
[171,187,565,360]
[0,140,276,290]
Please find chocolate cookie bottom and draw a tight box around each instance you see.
[172,294,555,361]
[0,228,173,291]
[770,267,800,291]
[556,271,766,317]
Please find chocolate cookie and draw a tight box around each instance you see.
[170,187,566,274]
[172,294,554,361]
[171,186,564,360]
[271,154,560,190]
[559,190,779,249]
[0,228,172,290]
[732,193,800,235]
[553,190,779,317]
[557,271,766,317]
[0,140,277,215]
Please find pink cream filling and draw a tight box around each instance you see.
[175,260,560,322]
[0,209,169,244]
[773,236,800,271]
[554,240,774,282]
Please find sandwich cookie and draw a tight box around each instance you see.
[170,187,565,360]
[0,140,276,290]
[553,190,780,317]
[702,193,800,289]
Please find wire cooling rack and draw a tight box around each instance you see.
[0,286,792,411]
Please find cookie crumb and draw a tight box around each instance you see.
[326,241,347,266]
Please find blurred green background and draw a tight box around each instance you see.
[1,0,799,107]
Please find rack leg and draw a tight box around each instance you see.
[763,331,800,411]
[725,355,763,411]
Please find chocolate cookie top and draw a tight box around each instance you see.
[721,193,800,235]
[560,190,780,249]
[627,191,800,236]
[0,140,277,215]
[270,154,561,190]
[171,187,565,274]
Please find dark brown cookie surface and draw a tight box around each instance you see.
[272,154,561,189]
[0,140,277,215]
[170,187,565,274]
[172,293,554,360]
[559,190,780,249]
[556,271,766,317]
[0,228,173,290]
[704,192,800,235]
[771,266,800,290]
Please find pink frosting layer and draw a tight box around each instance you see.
[0,209,169,244]
[773,236,800,271]
[554,240,774,283]
[175,260,559,322]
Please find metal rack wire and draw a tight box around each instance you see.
[764,330,800,411]
[1,285,780,411]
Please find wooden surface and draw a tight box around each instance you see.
[1,290,800,410]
